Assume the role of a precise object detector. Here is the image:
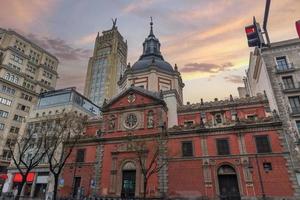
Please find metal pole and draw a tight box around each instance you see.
[263,0,271,45]
[255,154,266,200]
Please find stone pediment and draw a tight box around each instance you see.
[101,86,166,112]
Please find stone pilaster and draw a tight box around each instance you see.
[158,139,168,197]
[93,143,104,195]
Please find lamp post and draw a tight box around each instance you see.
[248,154,266,200]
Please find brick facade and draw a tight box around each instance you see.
[59,88,296,199]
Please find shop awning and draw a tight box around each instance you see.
[13,173,35,183]
[0,174,8,180]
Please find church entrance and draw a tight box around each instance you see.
[121,170,136,198]
[218,165,241,200]
[121,162,136,198]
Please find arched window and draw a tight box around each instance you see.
[147,110,154,128]
[218,165,236,175]
[123,161,136,170]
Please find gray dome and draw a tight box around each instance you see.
[131,19,174,73]
[132,56,174,72]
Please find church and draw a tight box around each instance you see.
[59,21,296,200]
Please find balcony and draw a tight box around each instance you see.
[281,82,300,93]
[275,63,295,74]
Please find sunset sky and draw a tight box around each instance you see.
[1,0,300,103]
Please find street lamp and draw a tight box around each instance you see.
[248,154,267,200]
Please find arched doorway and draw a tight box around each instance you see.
[217,165,241,200]
[121,162,136,198]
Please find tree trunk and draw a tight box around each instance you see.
[143,178,148,199]
[52,175,59,200]
[15,180,26,200]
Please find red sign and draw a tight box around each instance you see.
[296,20,300,38]
[0,174,8,180]
[13,173,35,183]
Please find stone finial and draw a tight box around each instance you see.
[200,98,204,105]
[263,90,267,98]
[103,98,107,107]
[96,32,99,38]
[174,64,178,71]
[159,90,163,99]
[127,62,131,69]
[230,94,233,101]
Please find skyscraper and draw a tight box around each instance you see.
[84,20,127,107]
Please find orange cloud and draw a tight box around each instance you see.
[0,0,58,31]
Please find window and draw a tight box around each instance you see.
[263,162,272,172]
[10,54,23,64]
[76,149,85,162]
[2,85,15,95]
[4,73,19,84]
[276,56,289,70]
[296,173,300,186]
[0,97,12,106]
[184,121,194,128]
[17,104,30,112]
[255,135,272,153]
[13,114,24,122]
[0,123,4,130]
[296,121,300,134]
[247,114,258,121]
[289,96,300,113]
[2,150,11,160]
[282,76,295,89]
[182,141,193,157]
[10,126,20,134]
[0,110,9,118]
[216,139,230,155]
[20,93,33,102]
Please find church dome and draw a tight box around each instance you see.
[131,19,174,73]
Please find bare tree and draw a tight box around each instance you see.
[8,123,47,200]
[131,136,168,199]
[43,113,87,200]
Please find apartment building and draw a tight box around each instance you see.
[242,38,300,177]
[0,28,59,174]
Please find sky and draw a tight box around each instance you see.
[1,0,300,103]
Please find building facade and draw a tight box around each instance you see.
[84,21,128,107]
[58,22,300,199]
[0,28,59,176]
[242,39,300,180]
[2,87,100,199]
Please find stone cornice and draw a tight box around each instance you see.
[178,95,268,113]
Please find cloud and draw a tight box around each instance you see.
[224,75,243,84]
[0,0,58,31]
[76,33,97,45]
[26,33,92,61]
[180,62,234,74]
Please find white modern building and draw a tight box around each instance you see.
[2,87,100,199]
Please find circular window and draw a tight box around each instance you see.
[124,113,138,129]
